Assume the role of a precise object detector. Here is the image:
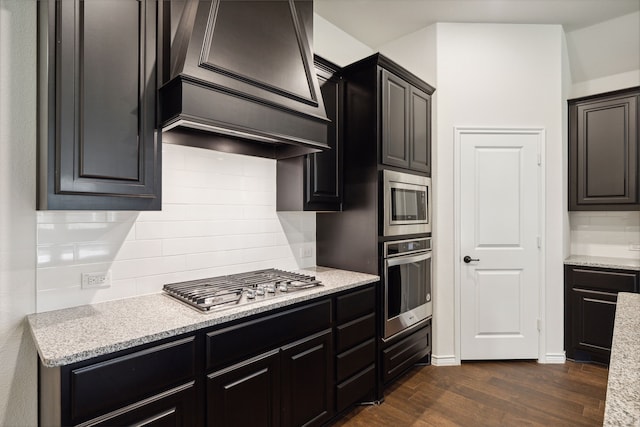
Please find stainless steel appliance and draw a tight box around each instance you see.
[382,170,431,237]
[382,237,432,340]
[163,269,322,312]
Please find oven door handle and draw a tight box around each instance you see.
[386,251,431,267]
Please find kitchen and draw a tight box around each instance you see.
[1,0,639,426]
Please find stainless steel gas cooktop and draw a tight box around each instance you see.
[163,268,322,312]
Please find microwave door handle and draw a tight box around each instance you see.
[386,252,430,267]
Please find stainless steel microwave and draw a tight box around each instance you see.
[382,170,431,237]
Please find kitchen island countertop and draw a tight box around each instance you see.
[27,267,379,368]
[564,255,640,271]
[604,292,640,426]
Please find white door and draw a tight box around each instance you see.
[458,128,542,360]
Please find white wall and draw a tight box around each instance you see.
[313,13,374,66]
[381,23,567,364]
[0,1,38,426]
[565,11,640,86]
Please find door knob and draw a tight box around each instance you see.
[463,255,479,263]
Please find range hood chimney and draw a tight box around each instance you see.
[160,0,330,159]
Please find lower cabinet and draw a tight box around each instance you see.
[39,284,379,426]
[39,335,200,427]
[565,265,639,364]
[381,319,431,385]
[207,350,281,427]
[281,331,334,427]
[206,330,333,427]
[334,285,377,413]
[85,384,197,427]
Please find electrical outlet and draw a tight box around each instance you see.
[82,271,111,289]
[299,245,313,258]
[629,244,640,251]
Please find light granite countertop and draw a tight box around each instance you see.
[604,292,640,427]
[27,267,379,368]
[564,255,640,271]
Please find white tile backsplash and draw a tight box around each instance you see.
[569,211,640,259]
[36,144,317,312]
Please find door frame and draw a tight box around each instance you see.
[453,127,546,364]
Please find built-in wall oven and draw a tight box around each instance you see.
[382,237,432,340]
[382,170,431,237]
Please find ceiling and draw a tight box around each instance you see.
[314,0,640,49]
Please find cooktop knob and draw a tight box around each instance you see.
[266,284,276,293]
[246,289,256,299]
[279,283,289,292]
[256,286,265,296]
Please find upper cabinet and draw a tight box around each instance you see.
[277,56,343,211]
[568,87,639,211]
[381,70,432,174]
[343,54,435,176]
[38,0,162,210]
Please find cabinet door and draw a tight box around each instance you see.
[381,69,410,169]
[40,0,161,210]
[281,330,333,427]
[570,94,638,209]
[409,87,431,174]
[207,350,280,427]
[569,288,618,363]
[85,383,197,427]
[305,59,342,210]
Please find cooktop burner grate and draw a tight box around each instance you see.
[163,269,322,312]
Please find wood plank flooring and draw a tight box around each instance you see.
[332,361,609,426]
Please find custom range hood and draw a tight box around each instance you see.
[160,0,330,159]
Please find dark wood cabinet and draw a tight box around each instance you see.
[277,56,343,211]
[204,299,333,426]
[564,265,639,364]
[38,0,161,210]
[569,87,639,211]
[381,320,431,384]
[40,335,200,426]
[281,331,333,427]
[207,350,281,427]
[39,285,382,426]
[334,285,377,413]
[379,63,433,174]
[86,384,197,427]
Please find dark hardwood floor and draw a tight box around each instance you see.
[332,361,608,426]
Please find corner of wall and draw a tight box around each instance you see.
[0,0,38,425]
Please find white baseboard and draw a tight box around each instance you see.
[431,354,459,366]
[539,352,566,364]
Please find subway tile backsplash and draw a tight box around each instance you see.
[36,144,316,312]
[569,211,640,259]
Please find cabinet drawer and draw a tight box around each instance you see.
[69,336,196,423]
[336,285,375,324]
[336,364,375,413]
[571,288,618,360]
[336,338,375,383]
[206,299,331,371]
[336,312,375,353]
[382,324,430,384]
[570,267,638,293]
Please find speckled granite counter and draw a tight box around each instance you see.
[27,267,379,367]
[564,255,640,271]
[604,292,640,426]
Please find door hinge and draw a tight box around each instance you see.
[537,236,542,248]
[537,152,542,165]
[537,319,542,331]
